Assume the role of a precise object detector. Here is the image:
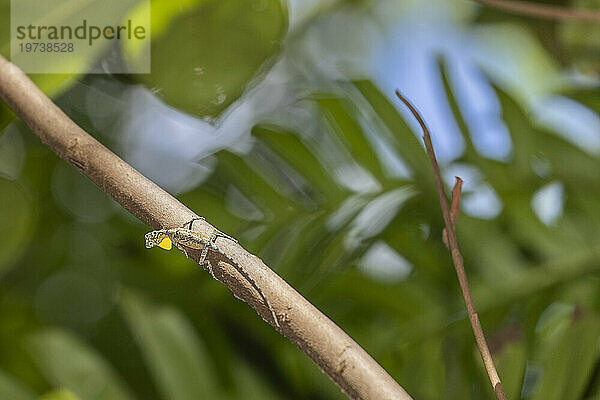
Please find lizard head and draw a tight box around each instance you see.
[145,230,173,250]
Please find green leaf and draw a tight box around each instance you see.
[51,163,118,222]
[401,338,445,399]
[129,0,287,117]
[0,0,142,96]
[38,389,80,400]
[232,359,284,400]
[532,314,600,400]
[494,342,527,400]
[120,290,221,400]
[252,124,346,205]
[317,96,387,185]
[352,80,431,183]
[27,329,135,400]
[0,179,34,273]
[558,0,600,75]
[0,370,36,400]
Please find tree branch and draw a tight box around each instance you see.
[473,0,600,22]
[395,90,507,400]
[443,177,463,249]
[0,54,412,400]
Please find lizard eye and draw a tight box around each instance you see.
[145,231,172,250]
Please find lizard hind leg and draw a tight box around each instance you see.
[211,229,238,244]
[198,243,217,279]
[206,233,279,328]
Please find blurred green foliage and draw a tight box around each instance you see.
[1,1,600,400]
[128,0,287,117]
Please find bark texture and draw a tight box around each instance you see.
[0,55,412,400]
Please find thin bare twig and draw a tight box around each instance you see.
[395,90,507,400]
[0,54,413,400]
[443,177,463,249]
[449,177,463,226]
[473,0,600,22]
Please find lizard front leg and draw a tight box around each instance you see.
[184,217,238,244]
[182,217,205,230]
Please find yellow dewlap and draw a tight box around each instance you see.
[158,236,172,250]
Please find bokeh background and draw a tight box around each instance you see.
[1,0,600,399]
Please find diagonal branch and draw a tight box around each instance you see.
[443,177,463,249]
[0,54,412,400]
[395,90,507,400]
[449,177,463,227]
[473,0,600,22]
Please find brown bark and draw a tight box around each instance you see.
[474,0,600,22]
[0,54,412,400]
